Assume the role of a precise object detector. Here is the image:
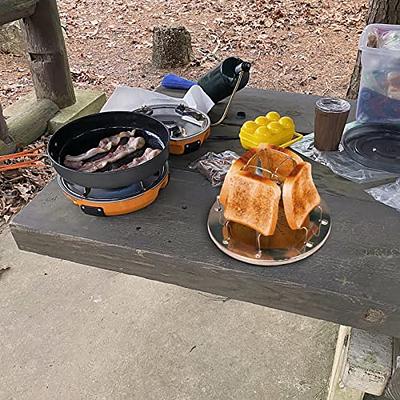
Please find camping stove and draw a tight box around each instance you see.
[58,163,169,216]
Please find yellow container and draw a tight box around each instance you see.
[239,112,303,150]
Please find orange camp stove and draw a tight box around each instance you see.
[135,104,211,155]
[58,163,169,217]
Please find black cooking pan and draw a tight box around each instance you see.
[48,112,169,189]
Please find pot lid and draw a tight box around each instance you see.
[135,104,210,141]
[342,123,400,174]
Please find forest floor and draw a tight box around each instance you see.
[0,0,367,224]
[1,0,367,106]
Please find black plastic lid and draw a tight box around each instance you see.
[342,123,400,174]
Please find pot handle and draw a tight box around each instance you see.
[135,105,153,116]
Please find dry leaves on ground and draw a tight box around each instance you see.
[0,138,54,227]
[1,0,367,107]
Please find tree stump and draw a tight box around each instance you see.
[347,0,400,99]
[152,26,192,69]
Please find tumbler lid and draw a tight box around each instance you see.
[316,98,351,113]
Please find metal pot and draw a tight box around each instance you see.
[135,103,211,155]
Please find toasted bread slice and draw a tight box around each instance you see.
[258,144,303,181]
[266,201,309,249]
[219,148,257,206]
[224,170,281,236]
[282,162,321,230]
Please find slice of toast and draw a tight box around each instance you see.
[282,162,321,230]
[258,144,303,181]
[224,170,281,236]
[219,148,257,206]
[266,201,309,249]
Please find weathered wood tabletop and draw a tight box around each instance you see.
[10,88,400,337]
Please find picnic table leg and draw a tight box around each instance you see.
[384,338,400,398]
[327,326,394,400]
[327,326,365,400]
[21,0,75,108]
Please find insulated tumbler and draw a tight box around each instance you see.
[314,98,351,151]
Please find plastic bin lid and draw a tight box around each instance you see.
[342,123,400,174]
[359,23,400,53]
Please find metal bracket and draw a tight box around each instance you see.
[80,205,105,217]
[175,104,204,121]
[135,105,153,116]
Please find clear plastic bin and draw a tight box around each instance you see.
[356,24,400,123]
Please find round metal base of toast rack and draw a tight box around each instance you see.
[207,198,331,266]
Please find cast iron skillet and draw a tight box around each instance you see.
[48,112,169,189]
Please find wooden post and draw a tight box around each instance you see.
[0,0,38,26]
[0,103,9,141]
[21,0,75,108]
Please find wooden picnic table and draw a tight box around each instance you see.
[10,88,400,337]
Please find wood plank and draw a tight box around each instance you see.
[5,98,59,146]
[21,0,75,108]
[10,168,400,337]
[0,102,16,154]
[158,87,357,133]
[0,0,37,25]
[0,102,8,140]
